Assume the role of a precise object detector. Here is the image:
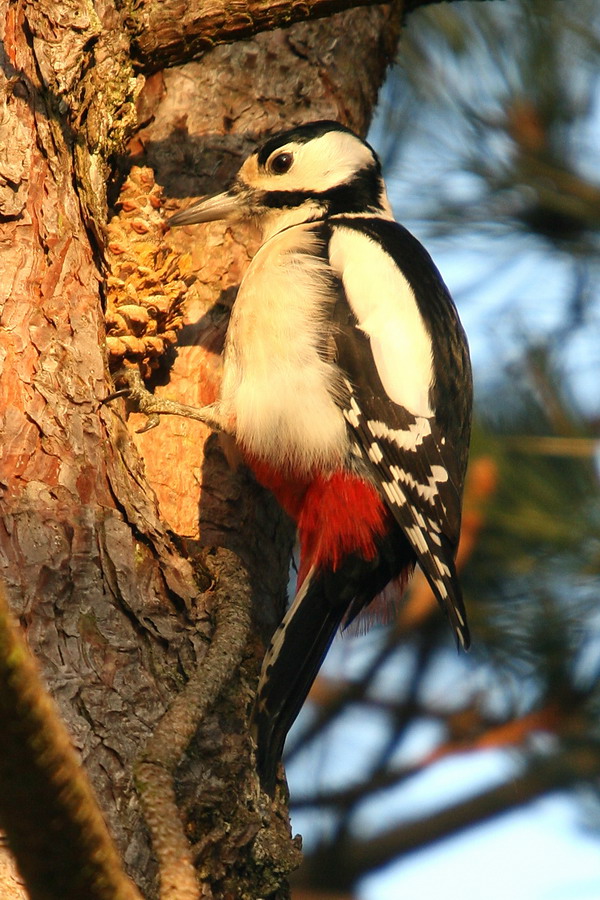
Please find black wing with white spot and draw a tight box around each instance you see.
[328,217,473,648]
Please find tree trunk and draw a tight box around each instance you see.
[0,1,402,897]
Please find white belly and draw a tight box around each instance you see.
[220,224,348,473]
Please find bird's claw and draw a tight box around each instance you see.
[104,368,163,431]
[102,386,132,404]
[135,414,161,434]
[104,367,225,434]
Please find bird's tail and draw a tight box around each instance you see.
[252,567,348,794]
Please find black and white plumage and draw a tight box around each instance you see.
[169,121,473,793]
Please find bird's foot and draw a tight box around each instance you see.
[105,367,224,434]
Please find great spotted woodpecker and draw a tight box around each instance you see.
[168,121,473,793]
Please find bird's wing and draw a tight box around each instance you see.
[328,219,471,648]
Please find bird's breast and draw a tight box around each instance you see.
[220,223,348,473]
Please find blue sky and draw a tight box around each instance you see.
[360,791,600,900]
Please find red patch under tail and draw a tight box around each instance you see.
[245,456,389,587]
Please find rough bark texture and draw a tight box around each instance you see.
[0,0,402,896]
[127,0,402,73]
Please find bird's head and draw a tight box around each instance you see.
[168,121,392,238]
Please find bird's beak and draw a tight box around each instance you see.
[168,190,242,227]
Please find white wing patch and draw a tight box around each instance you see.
[329,227,434,417]
[367,442,384,463]
[389,463,448,506]
[343,395,361,428]
[367,417,433,451]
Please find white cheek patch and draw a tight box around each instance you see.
[243,131,376,195]
[329,227,434,417]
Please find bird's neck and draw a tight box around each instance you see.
[258,200,327,242]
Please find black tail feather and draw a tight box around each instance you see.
[252,527,413,793]
[253,572,347,794]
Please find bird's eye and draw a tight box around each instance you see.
[270,152,293,175]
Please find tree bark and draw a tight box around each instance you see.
[0,0,402,897]
[128,0,401,73]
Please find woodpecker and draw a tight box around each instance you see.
[168,120,473,793]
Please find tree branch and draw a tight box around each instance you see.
[127,0,403,73]
[292,701,567,810]
[301,747,599,889]
[0,587,143,900]
[134,548,253,900]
